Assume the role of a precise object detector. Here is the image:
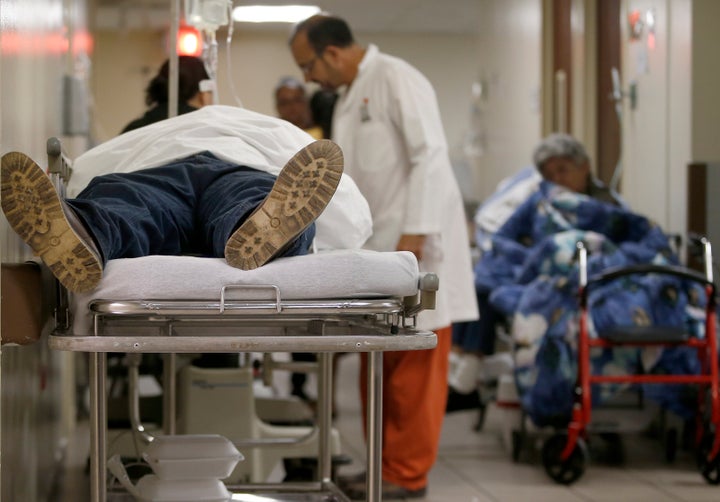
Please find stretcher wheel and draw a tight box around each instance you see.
[542,434,588,485]
[696,432,720,485]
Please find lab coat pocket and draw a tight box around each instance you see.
[355,121,393,173]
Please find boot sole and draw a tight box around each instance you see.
[224,139,343,270]
[1,152,102,293]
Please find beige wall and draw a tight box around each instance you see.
[91,30,168,139]
[619,0,720,237]
[668,0,692,235]
[469,0,543,201]
[620,0,691,233]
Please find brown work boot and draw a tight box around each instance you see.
[1,151,102,293]
[225,139,343,270]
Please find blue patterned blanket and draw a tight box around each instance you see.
[475,182,708,426]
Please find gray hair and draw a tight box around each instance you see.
[274,76,306,96]
[532,133,590,170]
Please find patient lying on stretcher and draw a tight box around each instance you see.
[1,105,372,293]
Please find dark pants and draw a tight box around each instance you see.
[451,290,503,355]
[67,151,315,264]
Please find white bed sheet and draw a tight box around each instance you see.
[70,249,420,335]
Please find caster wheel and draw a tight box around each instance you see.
[542,434,588,485]
[697,432,720,484]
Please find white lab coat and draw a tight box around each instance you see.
[68,105,372,251]
[332,45,479,330]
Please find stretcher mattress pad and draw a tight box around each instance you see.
[70,249,420,334]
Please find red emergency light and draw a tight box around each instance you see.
[177,25,202,57]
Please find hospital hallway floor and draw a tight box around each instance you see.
[56,352,720,502]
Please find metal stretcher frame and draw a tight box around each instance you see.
[49,295,438,502]
[44,138,439,502]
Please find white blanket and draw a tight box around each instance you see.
[71,250,420,335]
[68,105,372,251]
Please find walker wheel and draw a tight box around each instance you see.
[542,434,588,485]
[697,432,720,485]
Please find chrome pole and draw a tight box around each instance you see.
[163,352,177,435]
[318,352,333,485]
[89,352,107,502]
[169,0,180,118]
[366,351,383,502]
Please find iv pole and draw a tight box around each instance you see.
[169,0,180,118]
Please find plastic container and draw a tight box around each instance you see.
[142,434,243,480]
[135,475,231,502]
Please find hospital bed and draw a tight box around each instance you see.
[41,138,439,502]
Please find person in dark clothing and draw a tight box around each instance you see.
[309,89,338,139]
[121,56,213,134]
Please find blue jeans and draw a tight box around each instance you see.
[66,151,315,264]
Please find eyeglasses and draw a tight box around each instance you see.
[299,51,323,75]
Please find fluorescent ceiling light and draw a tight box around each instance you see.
[232,5,321,23]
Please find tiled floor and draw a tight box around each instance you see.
[58,353,720,501]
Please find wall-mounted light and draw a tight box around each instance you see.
[232,5,320,23]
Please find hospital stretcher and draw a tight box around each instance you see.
[41,138,439,502]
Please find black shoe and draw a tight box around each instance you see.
[445,387,481,413]
[225,139,343,270]
[343,478,427,500]
[1,151,103,293]
[337,470,366,490]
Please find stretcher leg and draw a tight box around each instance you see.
[90,352,107,502]
[366,351,383,502]
[318,352,333,486]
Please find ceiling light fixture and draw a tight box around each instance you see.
[232,5,321,23]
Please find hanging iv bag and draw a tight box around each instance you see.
[185,0,232,31]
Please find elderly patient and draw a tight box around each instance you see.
[1,105,371,294]
[448,133,623,405]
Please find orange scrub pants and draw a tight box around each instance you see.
[359,325,452,491]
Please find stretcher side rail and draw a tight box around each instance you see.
[47,137,73,330]
[86,297,407,317]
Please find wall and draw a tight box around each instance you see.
[691,0,720,163]
[0,0,90,499]
[619,0,691,233]
[619,0,720,237]
[90,30,168,140]
[690,0,720,248]
[469,0,543,202]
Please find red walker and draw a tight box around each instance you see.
[541,238,719,484]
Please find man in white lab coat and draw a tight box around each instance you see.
[290,14,478,500]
